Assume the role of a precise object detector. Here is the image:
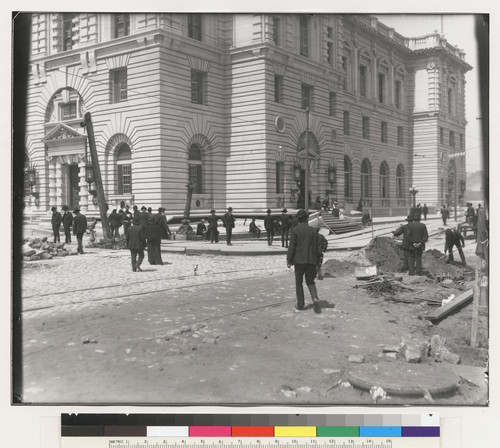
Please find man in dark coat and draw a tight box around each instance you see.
[422,204,428,220]
[392,215,412,272]
[223,207,235,245]
[440,204,450,225]
[196,219,208,240]
[207,209,220,243]
[138,206,150,228]
[249,218,261,238]
[61,205,73,244]
[122,204,132,234]
[444,227,466,266]
[145,215,163,265]
[109,209,122,238]
[466,202,475,224]
[287,209,321,312]
[280,208,291,248]
[264,209,275,246]
[126,218,146,271]
[72,208,88,254]
[51,206,62,243]
[407,216,429,276]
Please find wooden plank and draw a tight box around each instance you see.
[424,289,474,322]
[470,257,482,347]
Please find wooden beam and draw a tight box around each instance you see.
[423,288,474,322]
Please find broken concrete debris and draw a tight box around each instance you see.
[23,238,77,261]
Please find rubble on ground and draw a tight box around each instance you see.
[22,237,77,261]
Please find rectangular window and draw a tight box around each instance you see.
[397,126,404,147]
[118,164,132,195]
[341,56,348,90]
[378,74,385,103]
[188,14,202,41]
[395,80,401,109]
[343,111,350,135]
[329,92,336,117]
[114,13,130,38]
[274,75,283,103]
[359,65,367,97]
[191,70,205,104]
[110,68,128,103]
[60,102,77,120]
[301,84,312,110]
[273,16,281,46]
[189,165,203,193]
[62,14,75,51]
[299,15,309,57]
[362,116,370,139]
[449,130,455,147]
[460,133,464,149]
[440,127,444,144]
[381,121,388,143]
[326,26,334,66]
[276,162,285,193]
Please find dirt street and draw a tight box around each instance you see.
[19,233,488,406]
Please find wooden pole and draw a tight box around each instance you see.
[470,256,481,347]
[305,107,310,213]
[83,112,112,239]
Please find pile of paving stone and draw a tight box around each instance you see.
[22,237,77,261]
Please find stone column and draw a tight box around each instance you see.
[47,156,57,208]
[78,158,88,212]
[55,158,63,208]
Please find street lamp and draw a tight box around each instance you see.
[25,162,40,205]
[85,157,97,197]
[409,185,418,207]
[292,160,302,184]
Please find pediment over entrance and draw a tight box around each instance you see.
[42,123,87,147]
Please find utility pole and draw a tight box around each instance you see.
[305,107,310,213]
[453,142,458,221]
[82,112,112,239]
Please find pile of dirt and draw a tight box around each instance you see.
[322,259,360,277]
[364,237,405,273]
[422,249,467,280]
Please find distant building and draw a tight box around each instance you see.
[22,13,471,218]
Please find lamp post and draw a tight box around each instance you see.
[452,143,457,221]
[25,162,40,206]
[409,185,418,207]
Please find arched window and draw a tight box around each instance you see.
[116,143,132,195]
[189,144,203,194]
[379,162,389,198]
[360,158,371,198]
[344,155,352,199]
[396,164,405,199]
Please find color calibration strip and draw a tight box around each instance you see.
[61,414,439,438]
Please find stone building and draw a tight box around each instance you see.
[22,13,471,218]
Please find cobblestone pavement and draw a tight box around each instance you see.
[19,218,458,320]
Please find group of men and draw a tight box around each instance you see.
[51,206,87,254]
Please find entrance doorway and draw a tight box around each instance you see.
[63,164,80,209]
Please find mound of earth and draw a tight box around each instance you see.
[364,237,405,273]
[422,249,468,280]
[322,259,360,277]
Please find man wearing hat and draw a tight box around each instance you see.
[61,205,73,244]
[126,218,146,272]
[72,208,88,254]
[280,208,291,248]
[138,206,150,228]
[207,209,220,243]
[407,215,429,276]
[392,215,413,272]
[122,204,132,234]
[264,209,275,246]
[51,206,62,243]
[287,209,321,312]
[223,207,235,245]
[196,218,208,240]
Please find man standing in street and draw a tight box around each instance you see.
[196,219,208,240]
[223,207,235,245]
[138,206,150,228]
[440,204,449,225]
[280,208,291,248]
[264,209,275,246]
[287,209,321,312]
[126,218,146,272]
[207,209,220,243]
[392,215,412,273]
[61,205,73,244]
[422,204,428,220]
[72,208,88,254]
[407,215,429,276]
[444,227,466,266]
[122,204,132,234]
[51,206,62,243]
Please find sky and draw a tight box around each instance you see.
[375,14,485,174]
